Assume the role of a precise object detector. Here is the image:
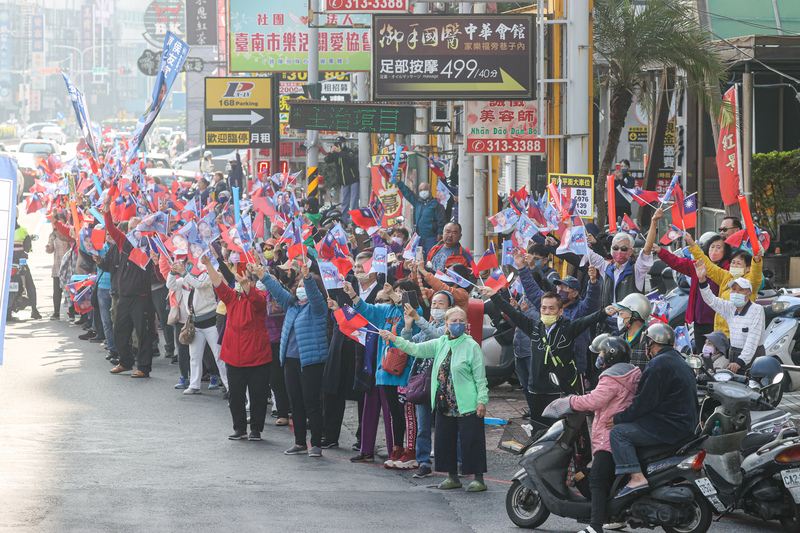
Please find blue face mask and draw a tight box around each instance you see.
[729,293,747,308]
[449,322,466,338]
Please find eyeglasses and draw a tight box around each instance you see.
[374,299,390,304]
[719,227,733,232]
[611,246,630,252]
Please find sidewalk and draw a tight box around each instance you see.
[485,383,531,454]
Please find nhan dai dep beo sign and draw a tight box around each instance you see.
[466,100,545,154]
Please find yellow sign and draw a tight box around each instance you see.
[628,126,647,142]
[205,78,271,110]
[205,131,251,147]
[547,173,595,219]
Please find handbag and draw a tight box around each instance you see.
[406,365,432,405]
[178,290,196,344]
[382,346,409,376]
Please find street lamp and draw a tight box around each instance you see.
[53,44,106,89]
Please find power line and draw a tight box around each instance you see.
[693,5,800,37]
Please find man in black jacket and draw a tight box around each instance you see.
[608,323,698,498]
[482,285,617,423]
[324,136,359,225]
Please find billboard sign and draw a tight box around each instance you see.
[547,173,594,220]
[289,100,415,134]
[229,0,371,73]
[372,14,534,100]
[325,0,409,13]
[205,77,274,148]
[465,100,545,154]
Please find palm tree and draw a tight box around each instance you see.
[593,0,726,226]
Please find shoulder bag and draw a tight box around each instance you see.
[178,289,196,344]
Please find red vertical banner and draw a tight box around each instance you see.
[607,174,617,233]
[716,86,741,205]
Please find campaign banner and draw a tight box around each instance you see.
[228,0,371,73]
[370,166,404,227]
[716,86,741,205]
[63,74,100,159]
[0,156,19,364]
[466,100,545,154]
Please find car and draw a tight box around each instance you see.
[145,154,172,169]
[173,146,248,174]
[144,168,198,192]
[22,122,57,139]
[12,140,63,191]
[40,126,66,145]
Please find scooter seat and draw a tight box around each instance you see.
[750,410,787,424]
[636,435,697,464]
[741,430,798,457]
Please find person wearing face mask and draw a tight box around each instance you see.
[226,150,243,200]
[685,231,762,338]
[259,262,329,456]
[700,330,731,371]
[395,178,446,257]
[524,243,561,292]
[613,159,635,217]
[694,261,765,375]
[399,291,451,476]
[416,259,470,312]
[653,209,731,350]
[201,256,271,440]
[376,226,409,255]
[482,284,617,423]
[613,293,652,370]
[607,323,698,498]
[380,307,490,492]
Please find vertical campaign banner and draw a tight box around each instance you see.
[228,0,371,72]
[0,155,19,364]
[127,31,189,162]
[63,74,100,159]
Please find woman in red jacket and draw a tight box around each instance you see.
[200,255,272,441]
[649,208,730,349]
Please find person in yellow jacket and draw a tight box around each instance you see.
[684,232,762,338]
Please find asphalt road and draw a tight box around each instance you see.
[0,207,784,533]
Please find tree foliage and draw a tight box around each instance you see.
[752,149,800,238]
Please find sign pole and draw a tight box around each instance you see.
[271,74,280,183]
[306,0,320,170]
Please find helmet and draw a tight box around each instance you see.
[645,323,675,346]
[698,231,721,251]
[598,337,632,368]
[616,293,652,323]
[750,356,782,388]
[589,333,611,354]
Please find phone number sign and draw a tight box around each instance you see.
[325,0,408,13]
[547,173,595,219]
[466,100,545,154]
[372,14,534,100]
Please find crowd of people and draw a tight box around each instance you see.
[19,144,770,514]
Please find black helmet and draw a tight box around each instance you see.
[597,337,632,369]
[750,356,782,388]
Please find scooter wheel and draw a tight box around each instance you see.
[662,490,713,533]
[506,479,550,529]
[779,496,800,533]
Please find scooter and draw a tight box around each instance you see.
[506,376,714,532]
[6,259,29,321]
[687,357,800,531]
[763,294,800,392]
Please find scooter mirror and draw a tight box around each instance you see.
[549,372,560,387]
[774,372,785,385]
[685,355,703,369]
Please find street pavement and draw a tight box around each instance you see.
[0,207,783,532]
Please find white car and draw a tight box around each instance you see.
[39,126,66,145]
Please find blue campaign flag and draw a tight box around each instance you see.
[658,173,680,205]
[502,239,515,266]
[674,325,692,354]
[0,155,19,364]
[556,225,589,257]
[62,74,100,159]
[126,31,189,163]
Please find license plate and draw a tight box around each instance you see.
[8,282,18,292]
[695,477,717,496]
[782,468,800,488]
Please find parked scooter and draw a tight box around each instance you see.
[506,375,713,532]
[764,294,800,392]
[6,259,29,321]
[687,356,800,531]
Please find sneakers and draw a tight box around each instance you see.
[174,376,189,389]
[49,314,60,321]
[30,309,42,320]
[384,447,405,469]
[284,445,308,455]
[413,464,433,478]
[350,453,375,463]
[320,439,339,449]
[78,329,97,340]
[183,388,201,395]
[352,441,361,451]
[394,449,419,470]
[89,336,105,343]
[228,431,248,440]
[309,446,322,457]
[248,431,262,441]
[208,376,220,390]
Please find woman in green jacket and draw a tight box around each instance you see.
[379,307,490,492]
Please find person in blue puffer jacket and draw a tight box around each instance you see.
[260,262,329,458]
[343,278,422,468]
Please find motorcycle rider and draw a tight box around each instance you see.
[567,337,642,533]
[694,261,765,374]
[607,323,698,498]
[13,218,41,319]
[700,330,730,370]
[614,293,651,370]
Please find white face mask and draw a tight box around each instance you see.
[419,190,430,199]
[295,287,307,301]
[617,316,627,331]
[392,236,403,245]
[430,308,446,323]
[729,267,745,278]
[355,273,370,281]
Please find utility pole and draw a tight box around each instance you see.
[458,1,474,252]
[565,0,591,174]
[742,65,753,200]
[357,72,371,205]
[306,0,320,170]
[471,2,487,256]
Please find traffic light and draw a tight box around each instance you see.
[118,67,128,74]
[675,125,685,166]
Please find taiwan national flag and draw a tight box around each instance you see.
[331,245,354,277]
[402,232,421,260]
[316,232,340,260]
[348,206,381,232]
[428,155,448,179]
[334,305,373,345]
[472,242,498,276]
[445,268,472,289]
[682,193,697,229]
[620,214,640,235]
[624,188,660,207]
[485,267,509,291]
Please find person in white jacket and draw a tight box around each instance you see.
[169,260,227,395]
